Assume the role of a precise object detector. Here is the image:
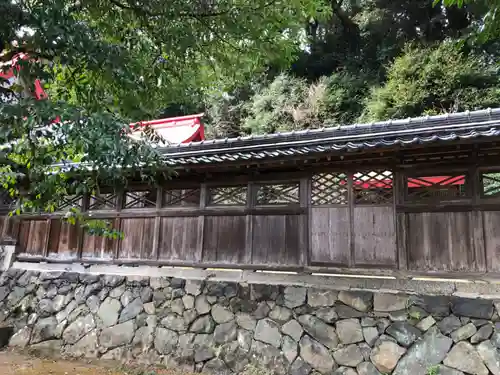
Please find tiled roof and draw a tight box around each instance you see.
[161,108,500,166]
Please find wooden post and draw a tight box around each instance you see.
[197,183,207,262]
[76,193,88,260]
[152,186,162,261]
[300,176,310,267]
[470,162,486,272]
[113,190,124,260]
[347,171,354,268]
[245,182,255,264]
[394,169,408,271]
[1,215,17,244]
[42,218,52,258]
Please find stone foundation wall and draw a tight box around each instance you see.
[1,269,500,375]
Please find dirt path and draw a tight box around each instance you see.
[0,350,190,375]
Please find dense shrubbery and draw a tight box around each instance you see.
[242,74,320,134]
[205,42,500,135]
[361,43,500,121]
[199,0,500,136]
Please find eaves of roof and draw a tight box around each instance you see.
[161,108,500,166]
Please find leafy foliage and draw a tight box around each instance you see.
[204,0,498,136]
[361,43,500,121]
[0,0,325,235]
[438,0,500,41]
[204,84,255,139]
[291,0,489,79]
[64,207,124,240]
[242,74,311,134]
[218,72,372,135]
[320,72,372,125]
[1,0,500,238]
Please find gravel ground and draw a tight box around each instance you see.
[0,350,194,375]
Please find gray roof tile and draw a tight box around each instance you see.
[160,108,500,166]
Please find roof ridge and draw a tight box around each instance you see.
[166,107,500,150]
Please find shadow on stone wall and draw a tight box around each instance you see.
[0,269,499,375]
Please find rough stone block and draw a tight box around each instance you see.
[373,293,408,312]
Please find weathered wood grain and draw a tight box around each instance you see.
[310,207,350,265]
[47,219,79,259]
[483,211,500,272]
[0,217,5,240]
[11,162,500,277]
[81,219,117,260]
[119,218,155,259]
[18,220,48,256]
[252,215,303,266]
[408,212,475,272]
[353,206,397,267]
[202,215,246,263]
[396,213,408,270]
[158,217,200,261]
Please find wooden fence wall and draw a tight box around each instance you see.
[5,165,500,277]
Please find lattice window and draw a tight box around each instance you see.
[163,188,200,207]
[124,190,157,208]
[256,183,299,205]
[56,195,83,211]
[311,173,348,205]
[208,186,247,206]
[482,172,500,198]
[353,170,393,204]
[89,193,118,210]
[407,174,467,201]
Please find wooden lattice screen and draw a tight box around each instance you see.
[8,163,500,277]
[311,173,348,205]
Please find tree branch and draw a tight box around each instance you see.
[107,0,229,18]
[108,0,278,19]
[192,15,247,53]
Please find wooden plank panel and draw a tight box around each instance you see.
[0,217,4,240]
[285,215,303,265]
[310,207,350,265]
[119,218,155,260]
[251,215,302,266]
[408,212,474,272]
[18,220,48,256]
[2,216,19,241]
[252,215,283,265]
[470,211,486,272]
[483,211,500,272]
[81,219,117,260]
[449,212,473,271]
[299,214,309,266]
[31,220,48,255]
[158,217,200,261]
[396,213,408,270]
[120,219,142,259]
[353,206,397,267]
[408,213,441,271]
[18,220,30,253]
[202,216,246,264]
[47,220,79,259]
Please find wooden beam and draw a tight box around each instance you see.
[300,176,310,267]
[396,213,408,271]
[394,170,407,271]
[76,193,89,260]
[151,186,162,261]
[197,183,207,262]
[245,182,255,264]
[113,190,124,260]
[347,172,354,268]
[42,219,51,258]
